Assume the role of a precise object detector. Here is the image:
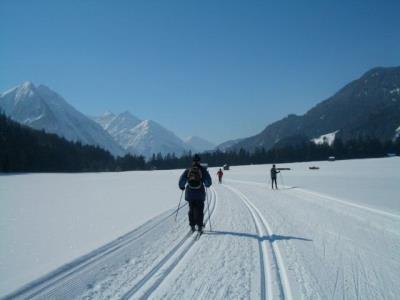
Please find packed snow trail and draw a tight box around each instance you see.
[223,184,294,300]
[119,188,217,299]
[80,185,272,299]
[3,204,188,300]
[149,185,265,299]
[224,179,400,299]
[4,190,210,300]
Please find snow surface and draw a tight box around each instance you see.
[1,157,399,299]
[0,170,183,296]
[311,130,339,146]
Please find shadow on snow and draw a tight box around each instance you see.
[205,230,312,243]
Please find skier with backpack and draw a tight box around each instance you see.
[179,154,212,233]
[217,168,223,184]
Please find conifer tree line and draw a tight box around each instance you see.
[148,137,399,170]
[0,113,145,172]
[0,113,399,173]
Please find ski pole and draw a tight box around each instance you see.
[206,188,212,231]
[279,172,285,187]
[174,190,184,222]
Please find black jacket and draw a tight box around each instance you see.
[270,167,280,179]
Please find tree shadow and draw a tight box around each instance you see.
[0,172,32,176]
[205,230,312,243]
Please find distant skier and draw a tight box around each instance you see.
[179,154,212,233]
[270,164,280,189]
[217,168,224,184]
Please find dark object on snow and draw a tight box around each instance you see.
[309,166,320,170]
[277,167,291,170]
[223,164,230,170]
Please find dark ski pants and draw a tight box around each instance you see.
[271,177,278,189]
[188,200,205,228]
[218,176,222,184]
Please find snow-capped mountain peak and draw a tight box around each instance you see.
[103,110,115,117]
[93,110,141,134]
[123,119,188,158]
[1,81,36,102]
[0,82,124,156]
[19,81,35,94]
[94,113,190,158]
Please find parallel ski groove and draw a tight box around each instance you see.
[224,185,270,300]
[225,178,400,220]
[225,184,293,300]
[121,187,217,300]
[4,203,188,300]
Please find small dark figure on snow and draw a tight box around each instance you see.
[179,154,212,233]
[270,164,280,189]
[217,168,224,184]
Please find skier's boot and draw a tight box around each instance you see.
[198,225,203,234]
[190,226,196,233]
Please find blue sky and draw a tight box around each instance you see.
[1,0,399,144]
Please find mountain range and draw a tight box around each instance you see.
[0,82,124,156]
[1,66,398,158]
[222,66,400,152]
[93,112,195,158]
[92,111,215,158]
[0,82,215,158]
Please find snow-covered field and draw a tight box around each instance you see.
[0,157,399,299]
[0,170,183,296]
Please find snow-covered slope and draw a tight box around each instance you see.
[93,111,141,136]
[92,111,118,129]
[125,120,188,158]
[215,138,245,152]
[0,82,124,156]
[184,136,216,152]
[94,112,189,158]
[1,157,399,299]
[311,130,339,146]
[394,125,400,140]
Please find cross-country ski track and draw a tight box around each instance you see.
[3,163,400,299]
